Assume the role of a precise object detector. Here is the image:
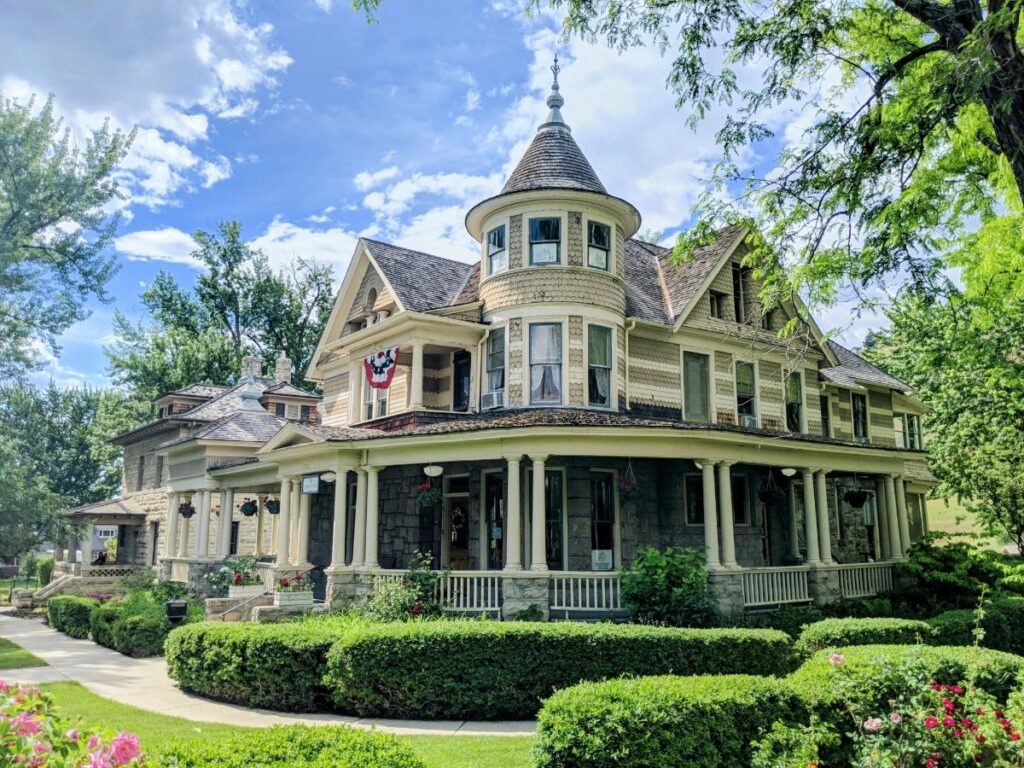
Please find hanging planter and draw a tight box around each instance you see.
[415,481,442,508]
[844,489,869,509]
[240,499,259,517]
[177,502,195,519]
[758,474,786,505]
[265,499,281,515]
[618,460,646,498]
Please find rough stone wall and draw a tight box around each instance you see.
[478,267,626,315]
[567,212,584,267]
[758,360,784,431]
[628,336,681,413]
[507,318,524,406]
[714,351,736,425]
[567,316,585,405]
[508,214,523,270]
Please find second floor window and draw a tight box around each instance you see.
[588,221,610,269]
[895,412,922,449]
[530,323,562,404]
[820,394,831,437]
[732,265,747,323]
[683,351,710,422]
[486,328,505,393]
[709,291,724,319]
[786,371,803,432]
[529,217,560,265]
[487,225,506,274]
[364,381,389,420]
[155,456,164,486]
[736,361,757,426]
[587,325,612,407]
[852,392,869,442]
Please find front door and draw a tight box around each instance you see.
[307,486,334,601]
[443,476,471,570]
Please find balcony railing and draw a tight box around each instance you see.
[550,572,622,613]
[742,566,812,608]
[834,562,894,599]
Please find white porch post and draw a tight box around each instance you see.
[717,461,738,569]
[410,341,425,410]
[196,490,212,558]
[296,489,311,566]
[177,500,190,558]
[875,478,891,559]
[269,508,279,556]
[530,455,548,571]
[217,488,234,558]
[364,466,381,569]
[330,470,349,569]
[276,479,293,567]
[801,470,821,565]
[504,455,523,571]
[884,475,902,560]
[700,460,720,569]
[787,480,801,561]
[352,470,367,567]
[254,505,266,556]
[814,470,834,564]
[165,493,179,559]
[289,479,301,564]
[895,477,911,556]
[81,523,95,566]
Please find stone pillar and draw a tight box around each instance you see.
[707,569,745,618]
[801,470,821,564]
[165,493,180,559]
[884,475,902,561]
[504,456,523,571]
[701,461,720,569]
[814,470,833,564]
[787,480,801,561]
[81,523,94,566]
[289,479,301,564]
[217,489,234,558]
[717,462,738,569]
[352,470,367,567]
[364,467,381,569]
[410,341,424,410]
[296,490,311,566]
[875,479,891,560]
[68,536,79,565]
[895,476,911,556]
[276,479,292,567]
[530,455,548,572]
[330,470,349,569]
[196,490,212,558]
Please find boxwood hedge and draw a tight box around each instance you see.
[89,602,125,649]
[325,621,797,719]
[534,674,807,768]
[46,596,99,639]
[795,617,934,654]
[928,596,1024,654]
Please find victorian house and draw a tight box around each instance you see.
[55,65,933,618]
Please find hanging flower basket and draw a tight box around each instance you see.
[265,499,281,515]
[177,502,195,519]
[758,482,786,505]
[844,489,869,509]
[211,504,221,516]
[618,460,646,498]
[415,482,442,508]
[240,499,259,517]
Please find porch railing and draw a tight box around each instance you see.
[742,566,812,608]
[835,562,894,599]
[550,572,622,612]
[435,572,502,613]
[79,565,140,579]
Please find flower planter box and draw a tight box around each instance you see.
[228,584,266,599]
[274,591,313,607]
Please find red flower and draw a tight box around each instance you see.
[1012,732,1021,742]
[926,760,936,768]
[281,577,290,587]
[233,573,243,584]
[411,601,422,616]
[943,716,956,728]
[924,717,939,729]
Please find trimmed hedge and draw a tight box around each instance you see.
[535,674,807,768]
[89,603,125,649]
[795,617,934,654]
[47,596,99,639]
[928,596,1024,654]
[325,621,797,719]
[111,614,166,657]
[157,725,425,768]
[166,622,348,711]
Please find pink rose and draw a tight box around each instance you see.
[12,713,41,736]
[66,728,80,742]
[88,734,102,750]
[924,716,938,729]
[890,712,902,724]
[863,717,884,733]
[109,732,142,766]
[828,653,845,666]
[89,750,113,768]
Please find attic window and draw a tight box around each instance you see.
[587,221,610,270]
[487,225,506,274]
[709,292,725,319]
[529,217,560,265]
[366,288,378,313]
[732,265,747,323]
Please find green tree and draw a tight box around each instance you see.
[0,94,132,379]
[0,437,64,560]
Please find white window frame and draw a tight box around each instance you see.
[585,218,612,271]
[528,320,566,406]
[681,348,713,423]
[441,473,471,570]
[484,327,506,396]
[486,223,507,276]
[784,370,805,433]
[851,391,870,443]
[732,264,747,324]
[586,323,614,409]
[589,468,622,570]
[528,216,562,266]
[735,359,759,427]
[523,465,570,570]
[709,292,723,319]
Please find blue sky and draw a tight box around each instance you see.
[3,0,880,389]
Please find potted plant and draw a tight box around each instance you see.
[757,479,786,505]
[265,499,281,515]
[178,501,195,519]
[844,488,869,509]
[415,481,442,508]
[206,555,265,598]
[274,571,314,607]
[240,499,259,517]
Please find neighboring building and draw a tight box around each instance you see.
[68,64,934,617]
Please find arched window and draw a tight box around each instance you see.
[366,288,378,313]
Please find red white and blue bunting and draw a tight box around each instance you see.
[364,346,400,389]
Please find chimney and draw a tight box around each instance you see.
[241,355,262,379]
[274,353,292,384]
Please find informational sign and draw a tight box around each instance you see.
[301,475,320,494]
[592,550,614,572]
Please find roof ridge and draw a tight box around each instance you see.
[362,237,474,269]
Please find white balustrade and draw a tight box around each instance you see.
[835,562,894,599]
[742,566,812,608]
[435,572,502,612]
[549,572,622,612]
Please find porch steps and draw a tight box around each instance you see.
[32,574,77,602]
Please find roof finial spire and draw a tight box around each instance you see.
[541,53,569,132]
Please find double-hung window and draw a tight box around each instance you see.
[486,328,505,394]
[529,217,560,265]
[895,412,922,449]
[587,221,611,269]
[732,265,747,323]
[363,381,374,421]
[683,351,710,422]
[709,292,724,319]
[785,371,803,432]
[736,361,757,426]
[852,393,869,442]
[587,325,612,407]
[363,381,388,420]
[529,323,562,404]
[487,225,506,274]
[820,394,831,437]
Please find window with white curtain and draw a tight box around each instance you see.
[487,225,506,274]
[529,323,562,404]
[587,325,611,407]
[486,328,505,393]
[529,217,560,265]
[587,221,611,269]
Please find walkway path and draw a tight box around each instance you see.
[0,613,534,737]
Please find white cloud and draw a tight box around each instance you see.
[314,0,334,11]
[249,216,361,274]
[465,88,481,112]
[200,155,233,188]
[353,166,401,192]
[116,227,198,266]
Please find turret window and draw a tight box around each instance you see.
[587,221,611,270]
[486,329,505,393]
[587,325,612,407]
[529,323,563,404]
[529,218,561,265]
[487,225,506,274]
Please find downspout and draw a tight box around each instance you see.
[624,320,636,411]
[476,326,492,414]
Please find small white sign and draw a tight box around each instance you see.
[592,550,614,571]
[301,475,320,494]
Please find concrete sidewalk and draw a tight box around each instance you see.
[0,613,534,737]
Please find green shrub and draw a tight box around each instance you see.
[620,546,720,627]
[325,620,795,719]
[535,674,807,768]
[738,604,824,638]
[363,552,445,621]
[89,602,125,649]
[928,596,1024,653]
[795,617,934,654]
[36,556,53,587]
[111,614,167,657]
[117,569,156,594]
[893,534,1004,615]
[47,596,98,639]
[149,580,188,603]
[156,724,425,768]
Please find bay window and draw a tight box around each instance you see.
[587,221,610,269]
[587,325,612,407]
[529,323,562,404]
[529,217,560,265]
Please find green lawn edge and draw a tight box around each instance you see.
[0,637,47,670]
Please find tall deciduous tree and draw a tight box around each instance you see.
[0,94,132,379]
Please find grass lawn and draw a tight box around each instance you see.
[41,682,535,768]
[0,638,47,670]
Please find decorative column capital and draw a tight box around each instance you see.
[503,453,523,463]
[529,454,549,464]
[696,459,717,470]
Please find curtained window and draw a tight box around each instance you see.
[529,217,560,265]
[487,225,506,274]
[486,328,505,393]
[530,323,562,404]
[587,325,612,407]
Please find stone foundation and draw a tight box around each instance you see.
[502,573,551,620]
[808,566,843,607]
[707,569,746,618]
[204,595,273,622]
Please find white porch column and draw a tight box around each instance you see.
[196,490,212,558]
[288,479,301,563]
[884,475,902,560]
[165,493,180,559]
[801,470,821,565]
[717,462,738,569]
[410,341,425,410]
[787,480,801,561]
[177,500,190,558]
[254,504,266,556]
[504,456,523,571]
[895,477,911,556]
[875,479,891,559]
[330,470,349,569]
[349,361,363,423]
[530,455,548,572]
[352,470,367,567]
[269,508,279,555]
[296,489,311,566]
[217,489,234,558]
[700,461,720,569]
[364,466,381,569]
[276,478,293,567]
[814,470,834,564]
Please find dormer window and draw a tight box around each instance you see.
[487,225,506,274]
[709,291,725,319]
[529,217,560,265]
[587,221,611,270]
